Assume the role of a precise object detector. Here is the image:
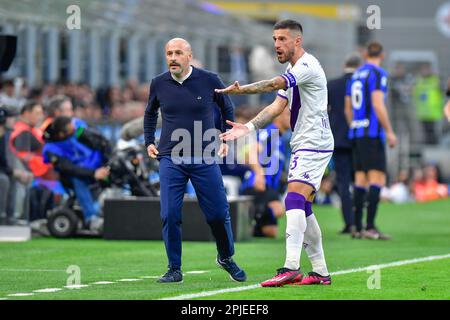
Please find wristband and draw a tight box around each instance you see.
[245,122,256,132]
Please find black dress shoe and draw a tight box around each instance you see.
[157,269,183,283]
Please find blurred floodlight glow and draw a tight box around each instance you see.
[199,2,225,15]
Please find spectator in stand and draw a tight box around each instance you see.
[0,79,26,111]
[104,86,122,116]
[0,105,34,225]
[411,167,425,202]
[413,165,448,202]
[9,101,47,177]
[9,101,61,221]
[137,84,150,103]
[413,64,443,144]
[125,79,140,101]
[28,87,44,105]
[41,95,88,132]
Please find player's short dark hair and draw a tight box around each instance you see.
[273,19,303,34]
[366,41,383,58]
[20,100,41,115]
[46,95,71,117]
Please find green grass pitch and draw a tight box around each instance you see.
[0,199,449,300]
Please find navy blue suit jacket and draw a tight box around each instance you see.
[144,66,234,157]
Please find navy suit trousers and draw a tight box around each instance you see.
[158,156,235,269]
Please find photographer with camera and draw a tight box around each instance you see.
[42,116,112,232]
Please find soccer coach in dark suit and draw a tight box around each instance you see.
[144,38,246,283]
[327,53,361,234]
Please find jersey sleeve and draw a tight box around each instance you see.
[280,62,314,89]
[369,69,388,93]
[277,88,289,102]
[143,80,160,147]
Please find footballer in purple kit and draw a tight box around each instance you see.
[216,19,333,287]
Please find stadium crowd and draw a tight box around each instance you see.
[0,78,148,123]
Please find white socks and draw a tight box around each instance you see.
[303,214,329,276]
[284,209,307,270]
[283,192,329,276]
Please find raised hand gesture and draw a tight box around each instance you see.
[219,120,251,142]
[215,81,241,95]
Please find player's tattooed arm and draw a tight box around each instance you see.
[250,95,288,130]
[219,96,288,141]
[215,76,286,95]
[239,76,286,94]
[250,109,274,129]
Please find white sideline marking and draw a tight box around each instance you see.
[185,270,210,274]
[330,253,450,275]
[65,284,89,289]
[0,269,65,272]
[117,278,141,282]
[2,271,210,300]
[7,293,34,297]
[161,253,450,300]
[33,288,62,293]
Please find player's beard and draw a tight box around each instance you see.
[278,48,295,64]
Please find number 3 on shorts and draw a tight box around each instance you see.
[290,156,299,171]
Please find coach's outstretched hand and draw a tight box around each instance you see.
[219,120,250,142]
[147,144,159,158]
[215,81,241,95]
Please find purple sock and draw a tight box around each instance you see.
[285,192,306,211]
[305,201,313,217]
